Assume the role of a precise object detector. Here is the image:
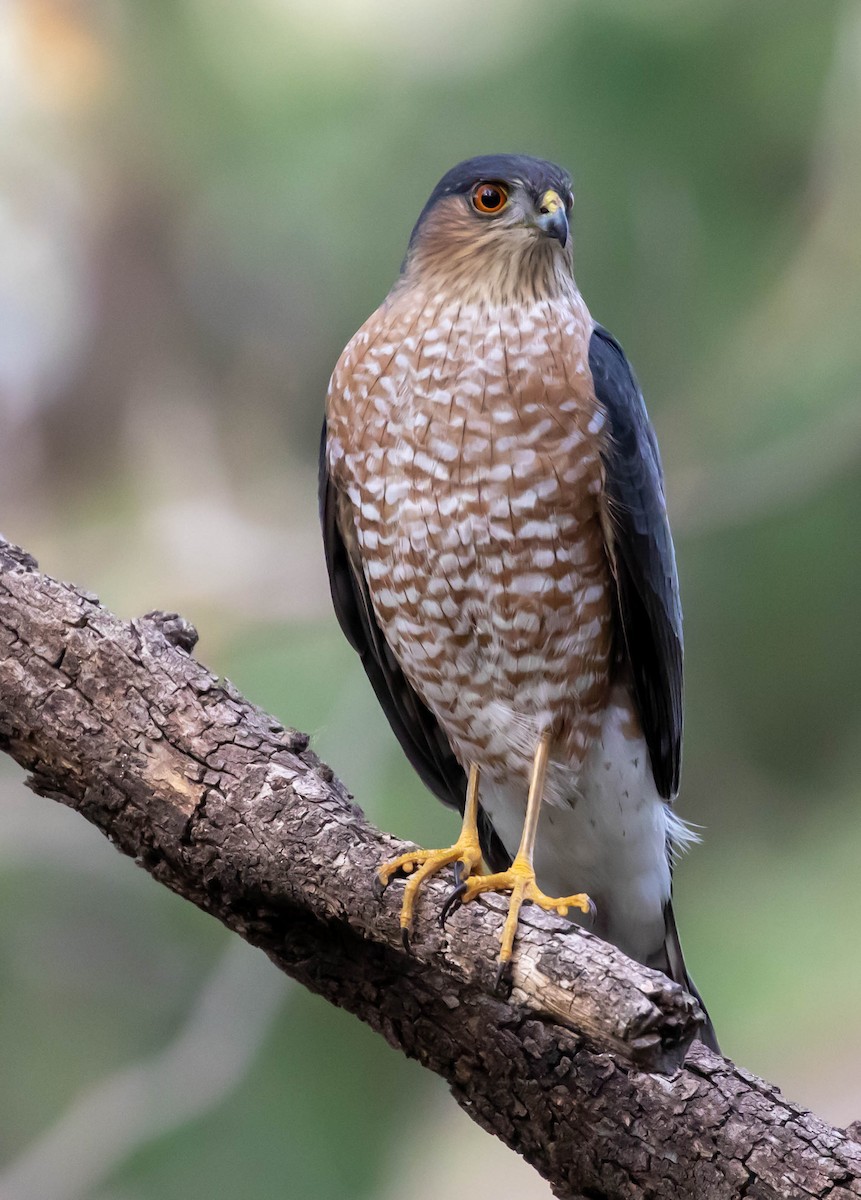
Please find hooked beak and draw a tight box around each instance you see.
[535,189,569,248]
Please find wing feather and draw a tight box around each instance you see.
[588,325,684,799]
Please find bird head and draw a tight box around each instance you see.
[401,155,575,303]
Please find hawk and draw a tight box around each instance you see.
[320,154,717,1050]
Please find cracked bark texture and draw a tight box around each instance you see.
[0,536,858,1200]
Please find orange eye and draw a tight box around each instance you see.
[472,183,508,214]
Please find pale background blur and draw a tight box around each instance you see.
[1,1,860,1197]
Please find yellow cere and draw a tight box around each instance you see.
[540,189,563,214]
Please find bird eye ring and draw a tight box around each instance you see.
[472,183,508,214]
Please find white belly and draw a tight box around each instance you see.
[479,700,690,966]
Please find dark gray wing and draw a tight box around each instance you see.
[588,325,683,800]
[318,421,512,870]
[587,339,715,1043]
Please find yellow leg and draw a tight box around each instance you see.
[376,764,483,946]
[449,733,593,971]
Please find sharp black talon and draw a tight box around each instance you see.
[452,860,464,889]
[585,898,597,923]
[401,927,411,952]
[494,960,512,995]
[376,863,413,899]
[439,881,468,927]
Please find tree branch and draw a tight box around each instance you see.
[0,535,858,1200]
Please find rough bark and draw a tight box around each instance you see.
[0,535,858,1200]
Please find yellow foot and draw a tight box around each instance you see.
[440,856,594,977]
[375,837,483,948]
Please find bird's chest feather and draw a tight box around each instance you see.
[327,292,614,778]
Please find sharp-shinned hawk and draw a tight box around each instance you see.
[320,154,717,1050]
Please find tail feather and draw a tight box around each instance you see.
[653,899,720,1053]
[479,803,720,1054]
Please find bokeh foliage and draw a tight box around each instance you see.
[0,1,858,1197]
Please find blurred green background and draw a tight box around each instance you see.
[1,0,860,1196]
